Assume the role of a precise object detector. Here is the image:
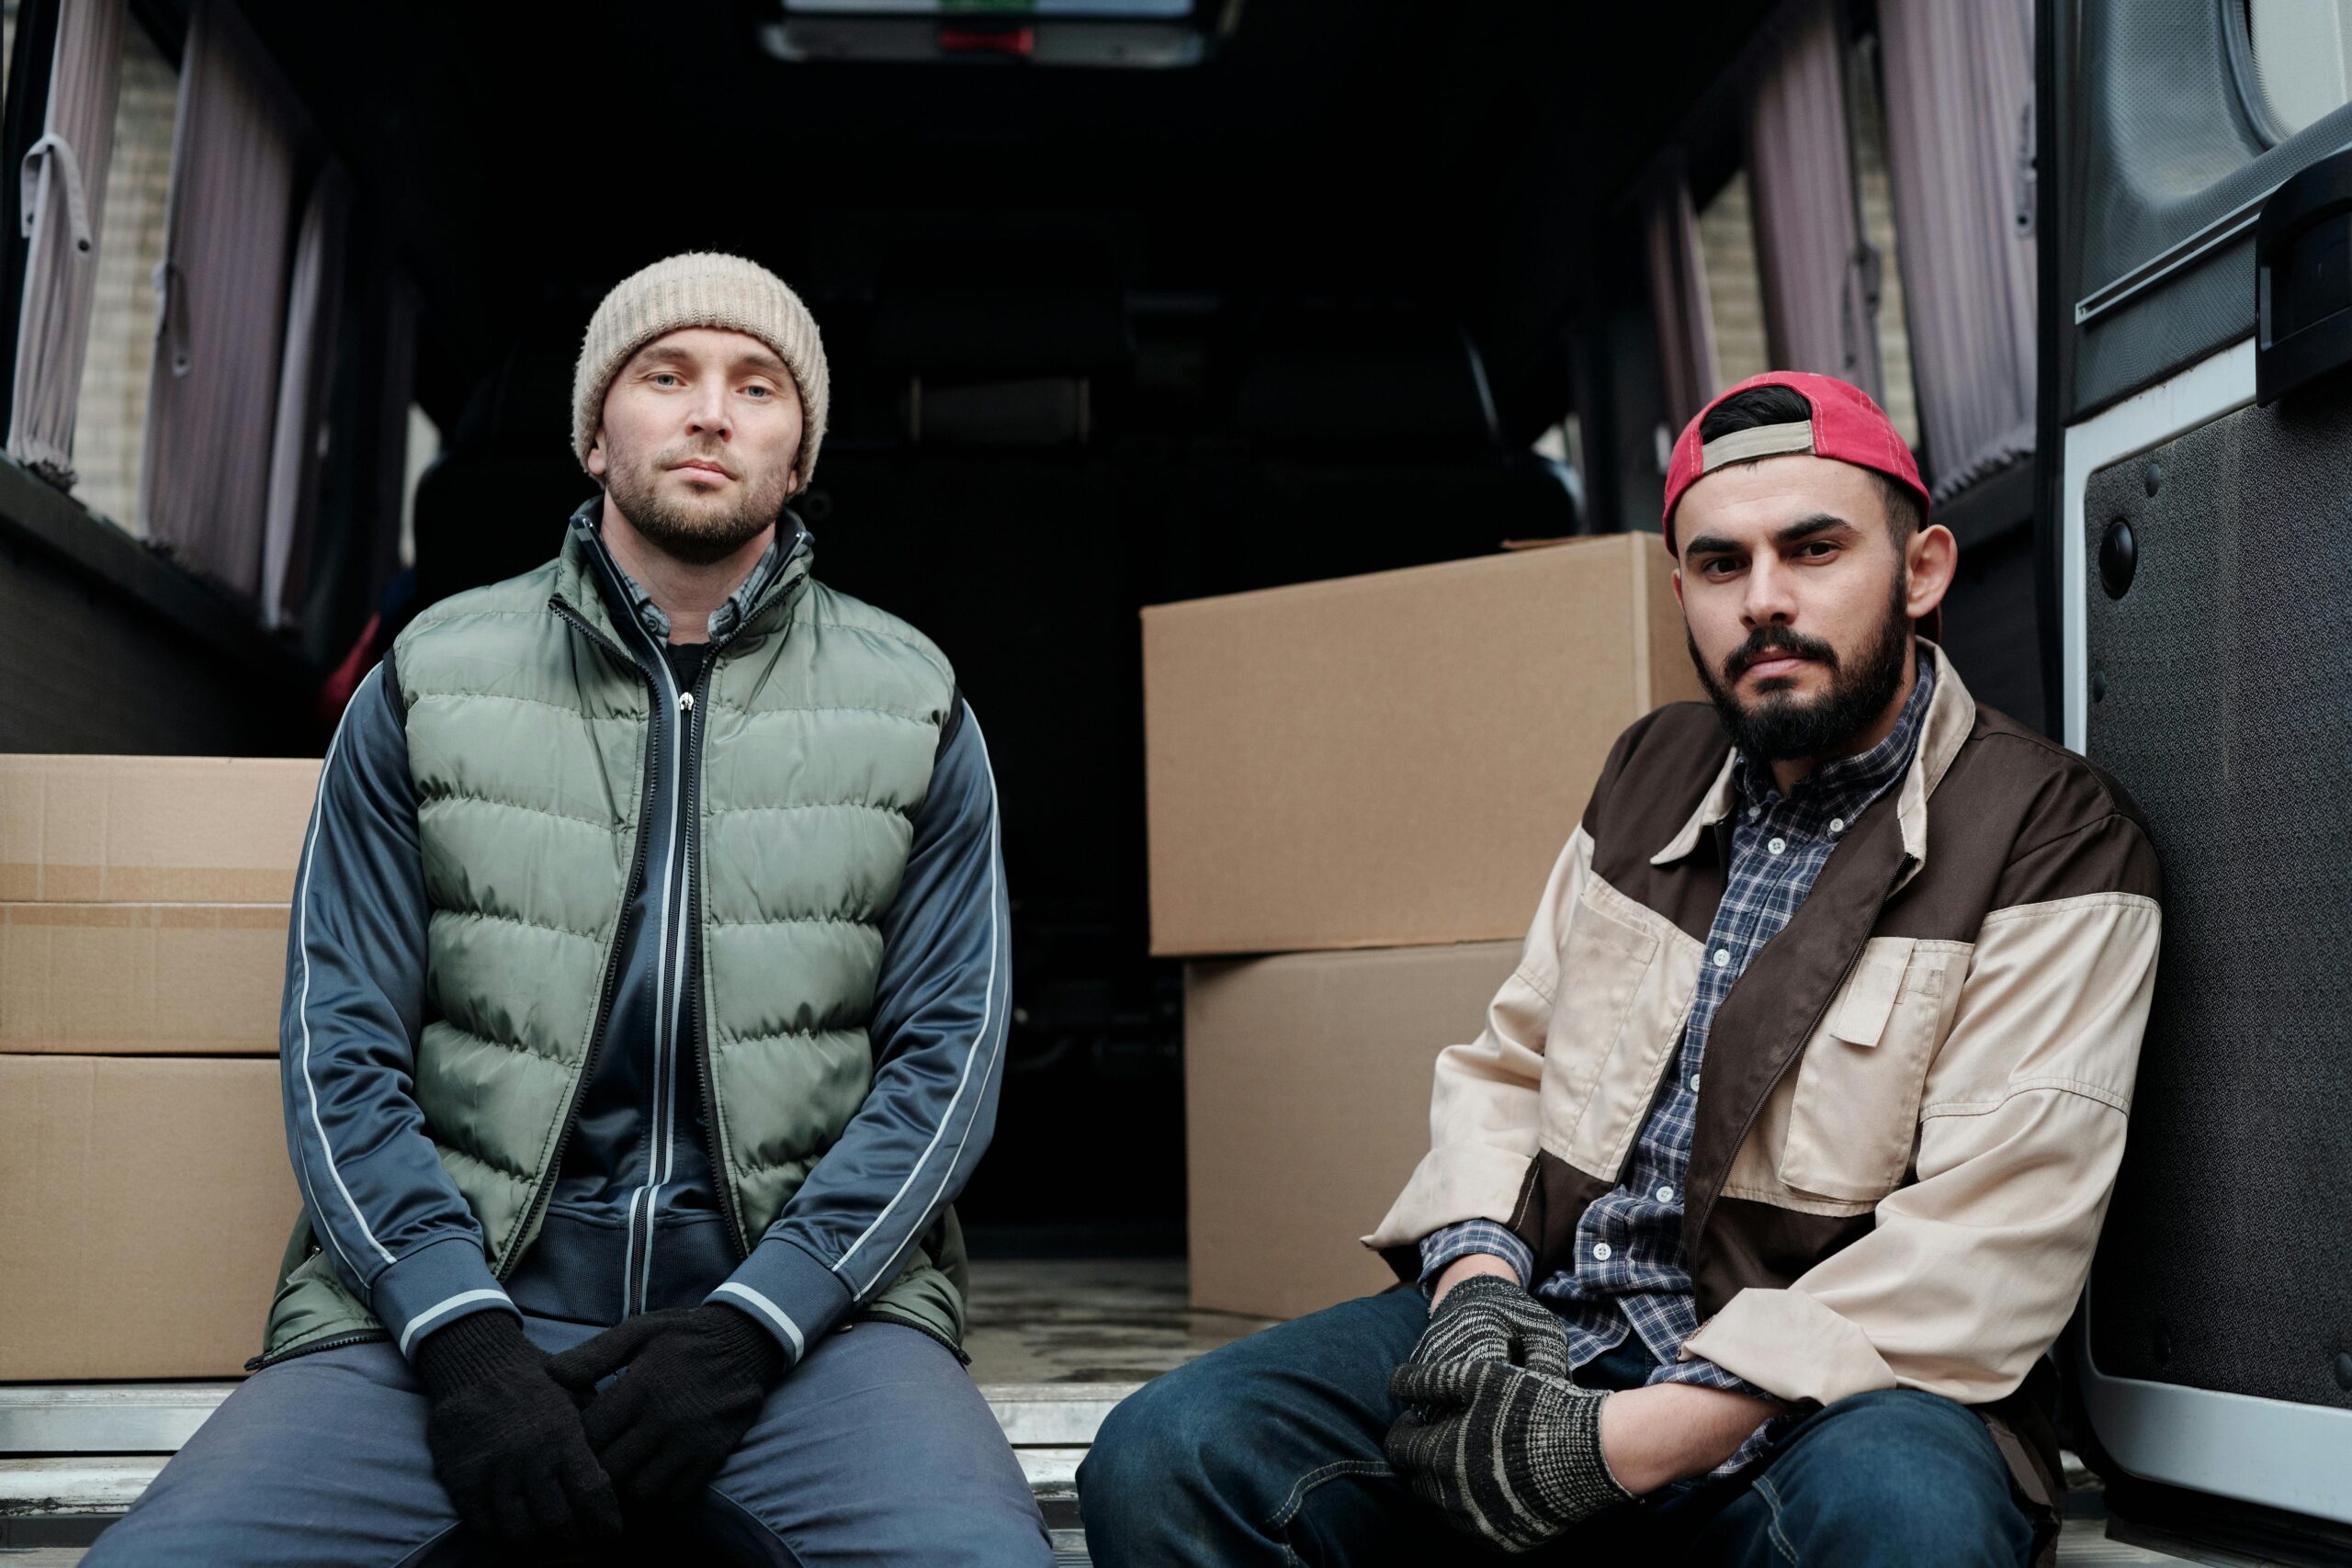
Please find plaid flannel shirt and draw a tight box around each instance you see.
[1419,661,1937,1472]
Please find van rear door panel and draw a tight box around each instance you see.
[2050,1,2352,1548]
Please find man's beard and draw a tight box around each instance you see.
[1689,569,1913,764]
[602,440,795,566]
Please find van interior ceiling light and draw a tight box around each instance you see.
[759,0,1237,67]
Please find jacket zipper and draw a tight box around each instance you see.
[536,531,811,1293]
[560,560,689,1319]
[692,529,815,1261]
[627,648,687,1316]
[563,527,723,1313]
[683,649,749,1259]
[511,594,665,1282]
[245,1327,390,1372]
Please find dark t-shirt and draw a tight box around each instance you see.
[662,637,711,692]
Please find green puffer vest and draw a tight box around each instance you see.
[259,525,968,1363]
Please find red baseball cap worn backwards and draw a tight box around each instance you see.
[1660,370,1931,557]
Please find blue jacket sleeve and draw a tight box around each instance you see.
[709,696,1011,1362]
[281,657,520,1359]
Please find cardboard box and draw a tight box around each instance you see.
[1142,536,1704,956]
[1,903,288,1054]
[0,755,322,904]
[1185,940,1520,1321]
[0,1055,301,1380]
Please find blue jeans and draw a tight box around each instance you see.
[1079,1289,2036,1566]
[85,1314,1051,1567]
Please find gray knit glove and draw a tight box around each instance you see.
[1406,1273,1572,1380]
[1385,1357,1634,1552]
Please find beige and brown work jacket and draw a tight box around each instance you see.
[1365,646,2162,1546]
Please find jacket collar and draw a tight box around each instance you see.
[1649,640,1976,874]
[552,498,815,660]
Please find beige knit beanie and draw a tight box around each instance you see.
[571,252,829,490]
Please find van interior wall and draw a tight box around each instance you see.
[0,461,314,754]
[74,0,1896,1247]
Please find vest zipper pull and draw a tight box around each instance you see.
[679,691,695,713]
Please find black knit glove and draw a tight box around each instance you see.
[546,1303,787,1506]
[1406,1273,1572,1381]
[1385,1357,1634,1552]
[413,1310,622,1546]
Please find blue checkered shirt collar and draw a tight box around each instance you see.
[568,499,803,646]
[1731,660,1937,823]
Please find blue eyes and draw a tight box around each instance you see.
[650,373,774,397]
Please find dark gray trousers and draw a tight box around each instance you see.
[84,1314,1051,1567]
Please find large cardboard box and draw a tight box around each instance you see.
[1142,536,1704,956]
[0,755,322,904]
[1185,940,1520,1321]
[1,902,288,1054]
[0,1055,302,1379]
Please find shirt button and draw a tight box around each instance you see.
[1830,818,1846,833]
[1747,805,1761,820]
[1768,836,1787,855]
[1657,1185,1675,1202]
[1713,949,1731,968]
[1690,1074,1702,1092]
[1592,1242,1613,1261]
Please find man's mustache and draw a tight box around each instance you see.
[1724,626,1840,682]
[659,444,738,479]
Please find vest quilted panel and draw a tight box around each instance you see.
[261,535,965,1362]
[706,921,885,1041]
[714,1024,873,1187]
[697,587,953,1247]
[421,909,604,1063]
[414,805,630,953]
[700,803,915,927]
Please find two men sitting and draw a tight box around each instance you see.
[89,244,2154,1568]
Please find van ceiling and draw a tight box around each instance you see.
[232,0,1771,442]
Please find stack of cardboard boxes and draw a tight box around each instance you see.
[0,756,320,1380]
[1144,536,1703,1320]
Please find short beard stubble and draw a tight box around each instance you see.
[601,437,797,567]
[1689,564,1914,765]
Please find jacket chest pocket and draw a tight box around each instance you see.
[1777,937,1966,1202]
[1543,882,1693,1178]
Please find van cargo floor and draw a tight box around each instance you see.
[0,1261,2188,1562]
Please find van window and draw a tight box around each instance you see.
[1848,28,1922,453]
[2241,0,2352,140]
[1698,169,1770,389]
[68,14,175,535]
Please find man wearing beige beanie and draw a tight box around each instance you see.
[86,253,1049,1564]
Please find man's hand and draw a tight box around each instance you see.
[1595,1381,1782,1495]
[1385,1357,1632,1551]
[545,1303,786,1506]
[1406,1271,1570,1381]
[413,1311,622,1545]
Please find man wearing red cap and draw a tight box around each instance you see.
[1080,373,2162,1568]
